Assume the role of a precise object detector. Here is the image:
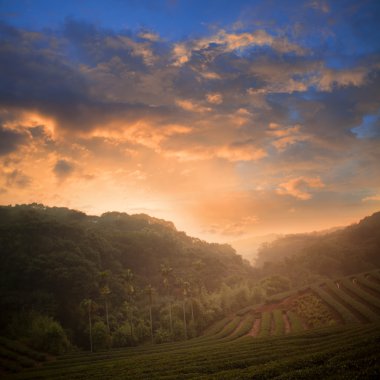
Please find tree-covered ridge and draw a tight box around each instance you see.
[0,204,254,352]
[256,211,380,286]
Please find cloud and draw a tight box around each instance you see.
[175,99,211,113]
[216,142,267,162]
[104,35,156,66]
[267,123,310,151]
[164,138,267,163]
[277,177,325,200]
[362,194,380,202]
[207,216,259,236]
[0,20,170,134]
[317,67,369,91]
[0,12,379,241]
[5,169,31,188]
[138,31,160,42]
[53,159,75,179]
[307,0,330,13]
[172,29,305,66]
[206,93,223,104]
[0,125,28,155]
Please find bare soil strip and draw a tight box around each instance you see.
[248,317,261,337]
[227,317,247,338]
[283,311,291,334]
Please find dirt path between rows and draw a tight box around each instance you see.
[248,317,261,337]
[283,311,291,334]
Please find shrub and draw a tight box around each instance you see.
[92,321,111,351]
[112,324,137,347]
[154,328,172,344]
[28,314,70,355]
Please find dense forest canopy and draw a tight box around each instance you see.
[0,204,255,351]
[0,204,379,354]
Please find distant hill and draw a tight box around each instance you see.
[230,233,281,264]
[256,212,380,286]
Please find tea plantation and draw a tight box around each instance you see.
[2,270,380,379]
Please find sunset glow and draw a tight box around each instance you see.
[1,0,379,247]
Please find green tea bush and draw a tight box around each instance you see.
[290,293,336,328]
[273,310,285,336]
[341,278,380,309]
[325,281,379,322]
[287,311,303,333]
[357,275,380,293]
[258,312,271,338]
[311,286,356,324]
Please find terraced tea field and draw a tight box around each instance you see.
[0,338,47,374]
[3,270,380,379]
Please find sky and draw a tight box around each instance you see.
[0,0,380,248]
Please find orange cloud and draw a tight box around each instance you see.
[206,93,223,104]
[172,29,304,66]
[175,99,211,113]
[105,36,156,66]
[165,143,267,163]
[362,194,380,202]
[317,67,369,91]
[267,123,310,151]
[277,177,325,200]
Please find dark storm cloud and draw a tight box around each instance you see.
[0,125,28,155]
[62,18,165,68]
[0,13,379,154]
[53,159,75,178]
[0,21,170,133]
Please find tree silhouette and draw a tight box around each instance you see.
[145,284,155,344]
[160,264,174,337]
[122,269,136,337]
[99,271,111,333]
[181,281,191,340]
[80,299,94,352]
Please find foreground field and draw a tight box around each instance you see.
[5,323,380,379]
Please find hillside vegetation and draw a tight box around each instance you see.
[1,205,380,378]
[0,204,255,352]
[256,211,380,286]
[3,270,380,378]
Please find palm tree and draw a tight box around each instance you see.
[192,259,205,297]
[145,284,155,343]
[160,264,174,337]
[100,285,111,333]
[99,271,111,333]
[122,269,136,337]
[181,281,191,340]
[123,301,136,337]
[80,299,94,352]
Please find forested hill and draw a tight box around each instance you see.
[0,204,253,351]
[256,211,380,284]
